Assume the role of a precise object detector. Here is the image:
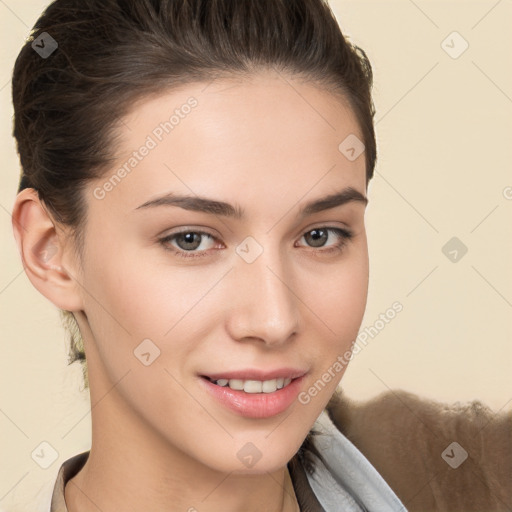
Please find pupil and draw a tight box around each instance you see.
[180,232,200,250]
[307,229,327,247]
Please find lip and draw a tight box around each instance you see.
[199,374,307,419]
[200,368,307,381]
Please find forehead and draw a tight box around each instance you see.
[90,70,366,216]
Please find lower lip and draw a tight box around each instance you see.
[199,376,305,419]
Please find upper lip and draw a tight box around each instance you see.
[201,368,308,381]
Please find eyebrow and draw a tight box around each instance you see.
[134,186,368,219]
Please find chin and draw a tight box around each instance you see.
[196,433,305,475]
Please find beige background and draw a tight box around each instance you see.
[1,0,511,510]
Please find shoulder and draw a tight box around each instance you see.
[326,387,512,512]
[305,408,408,511]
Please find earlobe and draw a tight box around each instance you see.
[11,188,84,312]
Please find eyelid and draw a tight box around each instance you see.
[299,220,352,235]
[158,225,218,238]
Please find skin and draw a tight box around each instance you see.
[12,69,370,512]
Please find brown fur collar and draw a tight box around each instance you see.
[325,388,512,512]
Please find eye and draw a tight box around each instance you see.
[159,229,219,258]
[158,226,353,259]
[297,227,353,255]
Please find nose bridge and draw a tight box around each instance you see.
[229,238,299,344]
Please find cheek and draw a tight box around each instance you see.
[84,242,200,338]
[80,242,226,395]
[294,253,368,414]
[308,248,369,341]
[79,243,169,373]
[80,247,206,425]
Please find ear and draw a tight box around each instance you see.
[11,188,84,312]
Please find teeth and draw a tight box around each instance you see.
[210,377,293,393]
[228,379,244,390]
[262,379,276,393]
[244,380,262,393]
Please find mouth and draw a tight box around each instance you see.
[199,371,307,419]
[201,375,295,393]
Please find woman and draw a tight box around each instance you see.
[10,0,421,510]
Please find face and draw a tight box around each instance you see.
[72,70,369,475]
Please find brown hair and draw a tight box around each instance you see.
[12,0,376,471]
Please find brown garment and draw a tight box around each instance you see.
[327,388,512,512]
[50,451,88,512]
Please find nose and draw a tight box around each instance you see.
[226,243,300,347]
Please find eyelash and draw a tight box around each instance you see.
[158,226,354,260]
